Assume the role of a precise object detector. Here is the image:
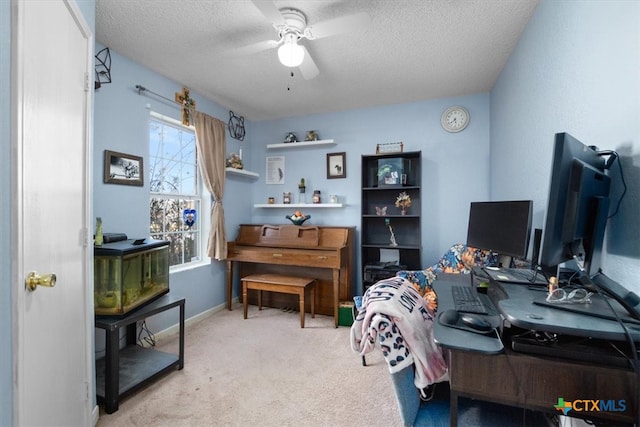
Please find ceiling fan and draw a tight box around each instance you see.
[239,1,371,80]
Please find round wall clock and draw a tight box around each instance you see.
[441,106,470,133]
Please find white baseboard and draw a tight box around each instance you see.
[144,297,239,345]
[91,404,99,425]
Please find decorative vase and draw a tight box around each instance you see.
[401,209,406,216]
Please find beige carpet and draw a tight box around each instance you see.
[96,303,401,427]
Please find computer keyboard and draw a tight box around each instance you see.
[452,285,489,314]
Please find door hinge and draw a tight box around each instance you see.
[84,72,91,92]
[81,227,90,247]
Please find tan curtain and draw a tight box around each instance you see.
[194,111,227,260]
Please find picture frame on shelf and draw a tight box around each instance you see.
[327,152,346,179]
[377,158,406,187]
[104,150,143,186]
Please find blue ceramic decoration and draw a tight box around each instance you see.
[183,209,197,227]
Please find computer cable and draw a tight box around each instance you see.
[137,319,156,347]
[501,335,545,426]
[595,149,626,219]
[579,272,639,427]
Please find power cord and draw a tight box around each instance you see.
[579,272,639,427]
[596,149,626,219]
[137,319,156,347]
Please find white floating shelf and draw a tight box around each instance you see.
[266,139,335,149]
[226,168,259,179]
[254,203,343,208]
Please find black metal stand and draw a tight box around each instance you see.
[95,294,185,414]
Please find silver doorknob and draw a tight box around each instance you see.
[25,272,57,291]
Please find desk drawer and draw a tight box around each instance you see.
[448,349,636,424]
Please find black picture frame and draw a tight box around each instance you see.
[327,152,346,179]
[104,150,144,186]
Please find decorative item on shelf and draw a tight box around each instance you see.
[183,209,197,227]
[268,197,275,204]
[298,178,306,203]
[286,211,311,226]
[226,152,243,169]
[395,191,412,215]
[377,157,407,187]
[376,141,404,154]
[313,190,321,204]
[385,218,398,247]
[329,194,338,204]
[377,164,399,186]
[284,132,298,143]
[283,192,292,204]
[375,206,388,216]
[305,130,319,141]
[95,217,103,246]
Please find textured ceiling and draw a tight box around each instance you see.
[96,0,539,121]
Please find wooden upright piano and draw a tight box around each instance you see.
[226,224,355,327]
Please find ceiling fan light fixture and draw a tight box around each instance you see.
[277,33,304,67]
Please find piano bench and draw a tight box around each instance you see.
[241,274,316,328]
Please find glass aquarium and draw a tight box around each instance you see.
[94,239,169,316]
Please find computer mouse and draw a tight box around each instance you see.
[460,313,493,332]
[438,309,460,326]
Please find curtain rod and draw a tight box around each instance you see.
[135,84,246,141]
[135,84,196,110]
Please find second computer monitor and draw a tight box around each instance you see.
[466,200,533,264]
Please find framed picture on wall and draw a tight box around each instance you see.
[104,150,144,186]
[326,152,346,179]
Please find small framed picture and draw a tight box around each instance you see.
[104,150,144,186]
[376,142,404,154]
[327,152,346,179]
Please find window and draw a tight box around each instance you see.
[149,112,208,269]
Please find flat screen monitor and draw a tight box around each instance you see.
[466,200,533,262]
[539,133,611,277]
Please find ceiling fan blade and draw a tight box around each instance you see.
[298,46,319,80]
[229,39,279,57]
[304,12,371,40]
[251,0,285,26]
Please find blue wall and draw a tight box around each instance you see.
[93,45,492,315]
[248,95,491,270]
[92,43,252,341]
[91,0,640,335]
[491,0,640,293]
[3,1,639,423]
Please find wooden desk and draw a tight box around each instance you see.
[433,276,637,426]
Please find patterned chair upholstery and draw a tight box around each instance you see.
[396,244,499,300]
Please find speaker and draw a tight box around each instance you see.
[532,228,543,267]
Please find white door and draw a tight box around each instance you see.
[13,1,94,425]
